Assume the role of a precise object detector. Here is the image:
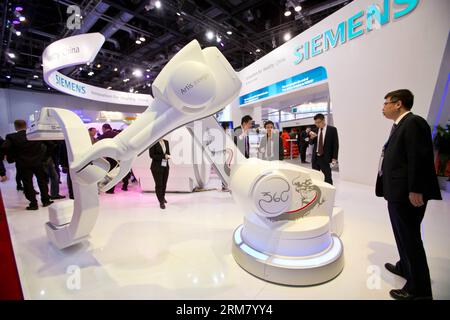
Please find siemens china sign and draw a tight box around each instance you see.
[293,0,419,65]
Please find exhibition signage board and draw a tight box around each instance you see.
[293,0,419,65]
[239,67,327,106]
[42,33,152,106]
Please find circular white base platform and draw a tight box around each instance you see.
[232,224,344,286]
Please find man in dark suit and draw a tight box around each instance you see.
[96,124,118,194]
[309,114,339,185]
[258,120,283,161]
[376,89,441,300]
[297,127,311,164]
[0,136,7,182]
[233,115,252,159]
[149,139,170,209]
[1,120,53,210]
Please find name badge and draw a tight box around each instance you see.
[161,159,168,167]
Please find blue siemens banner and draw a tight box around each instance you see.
[239,66,328,105]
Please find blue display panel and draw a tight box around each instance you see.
[239,66,328,106]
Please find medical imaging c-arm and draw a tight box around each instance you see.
[28,35,344,285]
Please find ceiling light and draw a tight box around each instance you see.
[216,35,221,43]
[284,33,291,41]
[147,83,151,87]
[129,88,134,93]
[206,31,214,40]
[12,20,20,25]
[107,86,112,90]
[295,6,302,12]
[114,67,118,72]
[33,75,38,79]
[227,31,232,35]
[79,67,83,71]
[155,1,161,9]
[139,36,146,42]
[123,78,130,82]
[135,91,139,93]
[176,12,181,16]
[19,16,26,22]
[146,75,150,79]
[15,6,23,12]
[27,84,32,88]
[96,63,101,68]
[15,30,21,36]
[88,71,94,76]
[7,52,16,58]
[135,40,142,44]
[284,10,291,17]
[132,69,143,77]
[6,75,11,79]
[47,87,51,90]
[146,68,150,72]
[256,49,261,53]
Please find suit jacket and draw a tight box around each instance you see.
[259,133,283,161]
[149,140,170,170]
[0,136,5,176]
[376,112,441,202]
[310,125,339,163]
[1,130,47,167]
[234,126,250,158]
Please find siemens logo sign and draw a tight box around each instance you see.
[55,74,86,94]
[293,0,419,65]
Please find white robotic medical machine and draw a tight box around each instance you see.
[28,33,344,286]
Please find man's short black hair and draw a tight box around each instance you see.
[88,127,96,132]
[14,119,27,130]
[384,89,414,110]
[102,123,112,130]
[241,115,253,125]
[313,113,325,121]
[264,120,274,128]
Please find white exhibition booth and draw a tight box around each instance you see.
[231,0,450,186]
[1,0,448,290]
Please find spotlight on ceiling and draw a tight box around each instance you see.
[27,84,32,88]
[284,10,291,17]
[88,71,94,76]
[135,40,142,44]
[132,69,143,77]
[216,35,221,43]
[7,52,16,59]
[96,63,101,68]
[114,67,118,72]
[226,31,232,35]
[19,16,26,22]
[6,75,11,79]
[155,1,161,9]
[15,30,21,36]
[33,75,38,79]
[256,49,261,53]
[283,33,291,41]
[139,36,146,42]
[295,6,302,12]
[206,31,214,40]
[15,6,23,12]
[107,86,112,90]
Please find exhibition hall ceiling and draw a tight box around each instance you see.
[0,0,352,93]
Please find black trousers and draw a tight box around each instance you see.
[15,164,23,188]
[151,167,169,204]
[20,165,50,205]
[388,201,432,296]
[300,143,307,162]
[312,155,333,185]
[122,171,132,189]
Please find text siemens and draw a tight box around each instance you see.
[55,74,86,94]
[293,0,419,64]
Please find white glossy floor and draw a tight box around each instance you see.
[1,163,449,300]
